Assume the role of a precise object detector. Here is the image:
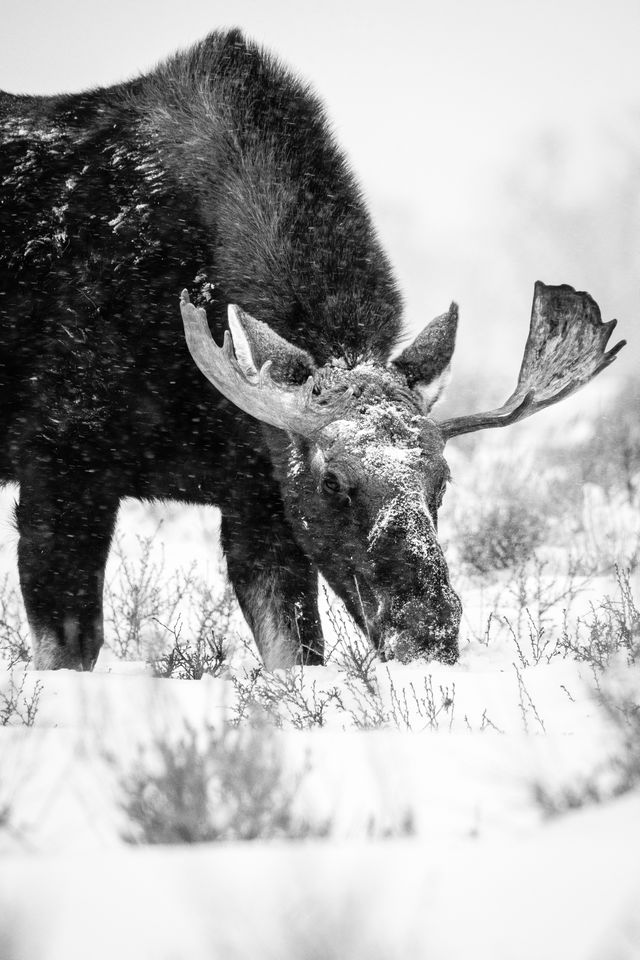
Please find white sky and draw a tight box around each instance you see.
[2,0,638,388]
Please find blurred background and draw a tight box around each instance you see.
[1,0,638,415]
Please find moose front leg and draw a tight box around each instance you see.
[16,463,118,670]
[221,507,323,669]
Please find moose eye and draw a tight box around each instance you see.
[322,472,342,495]
[320,470,352,507]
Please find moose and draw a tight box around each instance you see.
[0,30,625,670]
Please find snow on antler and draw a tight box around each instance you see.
[180,290,353,436]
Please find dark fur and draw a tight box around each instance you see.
[0,30,457,670]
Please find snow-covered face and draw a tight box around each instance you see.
[280,374,461,662]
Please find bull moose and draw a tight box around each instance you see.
[0,30,625,670]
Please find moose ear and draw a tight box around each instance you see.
[391,303,458,411]
[227,304,316,384]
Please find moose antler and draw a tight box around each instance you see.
[180,290,353,435]
[439,282,626,439]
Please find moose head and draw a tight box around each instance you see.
[180,283,625,664]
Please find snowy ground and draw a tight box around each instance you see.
[1,416,639,960]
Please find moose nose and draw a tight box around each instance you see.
[386,575,461,663]
[433,580,462,626]
[431,583,462,661]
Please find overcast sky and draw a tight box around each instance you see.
[2,0,638,392]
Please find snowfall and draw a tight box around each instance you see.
[0,410,639,960]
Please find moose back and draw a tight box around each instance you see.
[0,30,624,670]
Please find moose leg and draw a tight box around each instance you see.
[16,464,118,671]
[221,509,323,669]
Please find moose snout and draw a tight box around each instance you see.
[385,581,461,663]
[429,582,462,662]
[367,510,461,662]
[367,560,461,663]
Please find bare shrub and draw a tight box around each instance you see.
[456,486,547,575]
[478,562,637,687]
[465,709,504,734]
[535,675,640,815]
[231,666,340,729]
[534,571,640,815]
[104,529,197,660]
[330,628,456,731]
[150,580,237,679]
[228,614,457,733]
[116,707,418,844]
[105,524,242,670]
[512,662,546,733]
[323,589,458,731]
[151,622,228,679]
[0,577,31,667]
[0,778,13,844]
[561,567,640,670]
[501,556,585,666]
[335,663,457,732]
[389,673,456,732]
[596,680,640,792]
[472,554,586,665]
[560,379,640,503]
[0,670,42,726]
[575,484,640,574]
[537,381,640,573]
[116,716,325,844]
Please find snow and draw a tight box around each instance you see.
[0,464,639,958]
[0,796,638,960]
